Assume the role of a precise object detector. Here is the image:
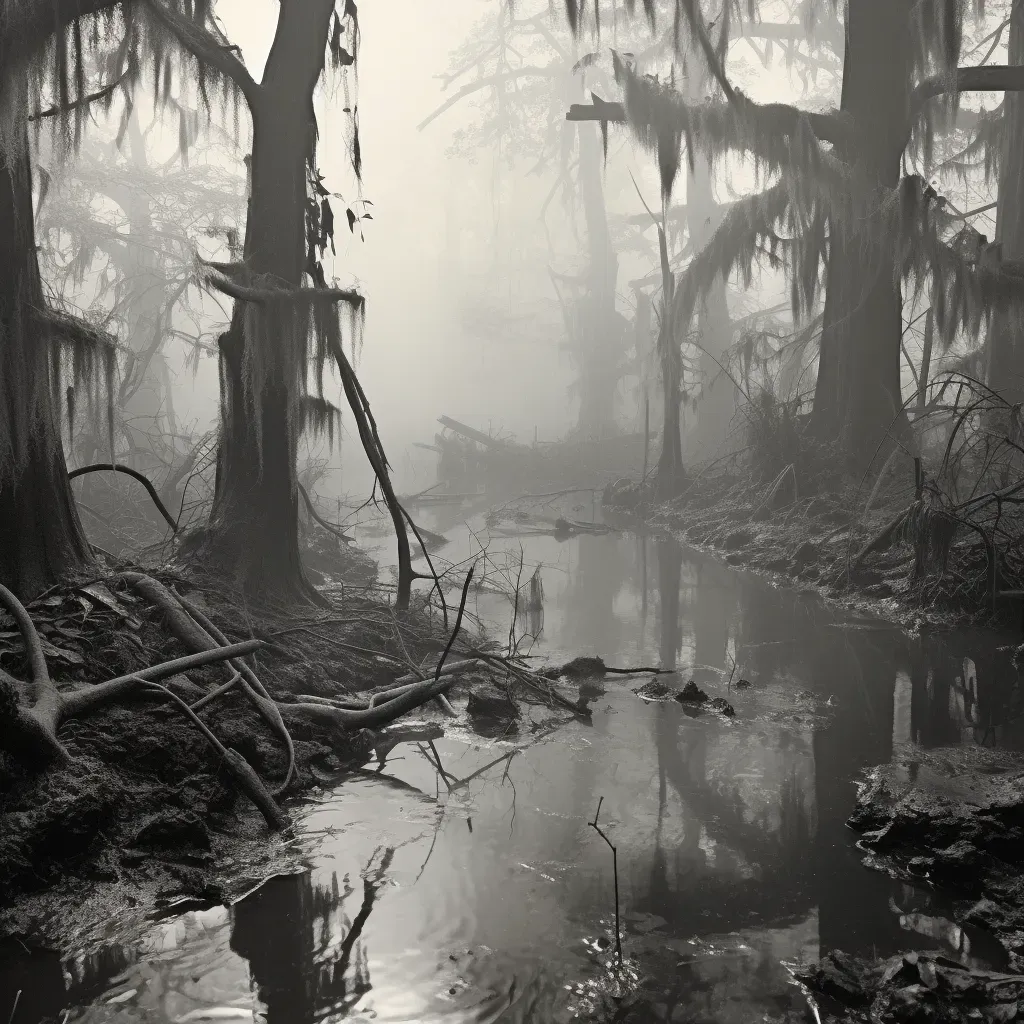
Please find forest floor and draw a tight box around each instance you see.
[0,536,571,952]
[604,467,1021,633]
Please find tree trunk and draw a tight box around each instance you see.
[686,152,733,463]
[576,124,620,438]
[811,0,912,469]
[204,0,335,602]
[987,6,1024,410]
[0,83,93,598]
[655,222,685,496]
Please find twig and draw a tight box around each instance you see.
[298,482,354,543]
[588,797,622,965]
[435,564,476,682]
[7,990,21,1024]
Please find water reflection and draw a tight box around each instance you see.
[12,515,1024,1022]
[231,854,390,1022]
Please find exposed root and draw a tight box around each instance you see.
[0,579,261,768]
[135,677,290,831]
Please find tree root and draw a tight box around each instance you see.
[115,572,296,795]
[0,580,261,767]
[136,678,290,831]
[0,565,502,842]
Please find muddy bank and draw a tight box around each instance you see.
[0,544,486,947]
[791,745,1024,1021]
[603,475,1017,632]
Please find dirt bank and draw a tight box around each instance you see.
[793,745,1024,1022]
[604,472,1020,633]
[0,544,492,949]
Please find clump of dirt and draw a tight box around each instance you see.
[467,682,519,737]
[845,746,1024,969]
[795,948,1024,1023]
[632,678,673,700]
[544,655,608,680]
[673,681,736,717]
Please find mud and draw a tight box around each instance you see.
[603,477,1007,632]
[0,547,455,949]
[791,746,1024,1020]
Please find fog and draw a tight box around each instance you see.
[149,0,602,497]
[37,0,1001,506]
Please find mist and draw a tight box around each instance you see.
[6,3,1024,1022]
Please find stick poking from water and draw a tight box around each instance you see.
[588,796,622,965]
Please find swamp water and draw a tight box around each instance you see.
[5,498,1024,1023]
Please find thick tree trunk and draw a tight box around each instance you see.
[576,125,620,438]
[987,7,1024,410]
[204,0,335,602]
[0,92,93,598]
[811,0,912,468]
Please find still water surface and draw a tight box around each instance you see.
[6,499,1024,1022]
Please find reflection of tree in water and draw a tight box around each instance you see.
[690,559,735,686]
[920,643,1024,749]
[230,848,394,1023]
[643,543,817,933]
[562,533,627,656]
[657,538,683,671]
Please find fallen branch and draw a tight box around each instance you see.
[280,673,463,731]
[68,463,180,534]
[299,483,354,544]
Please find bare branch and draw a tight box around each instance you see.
[418,65,562,131]
[201,266,363,309]
[912,65,1024,124]
[30,68,131,122]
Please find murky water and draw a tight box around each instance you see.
[5,497,1024,1022]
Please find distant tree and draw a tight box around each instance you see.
[423,3,641,439]
[38,106,246,485]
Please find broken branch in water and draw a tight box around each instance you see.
[588,796,622,966]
